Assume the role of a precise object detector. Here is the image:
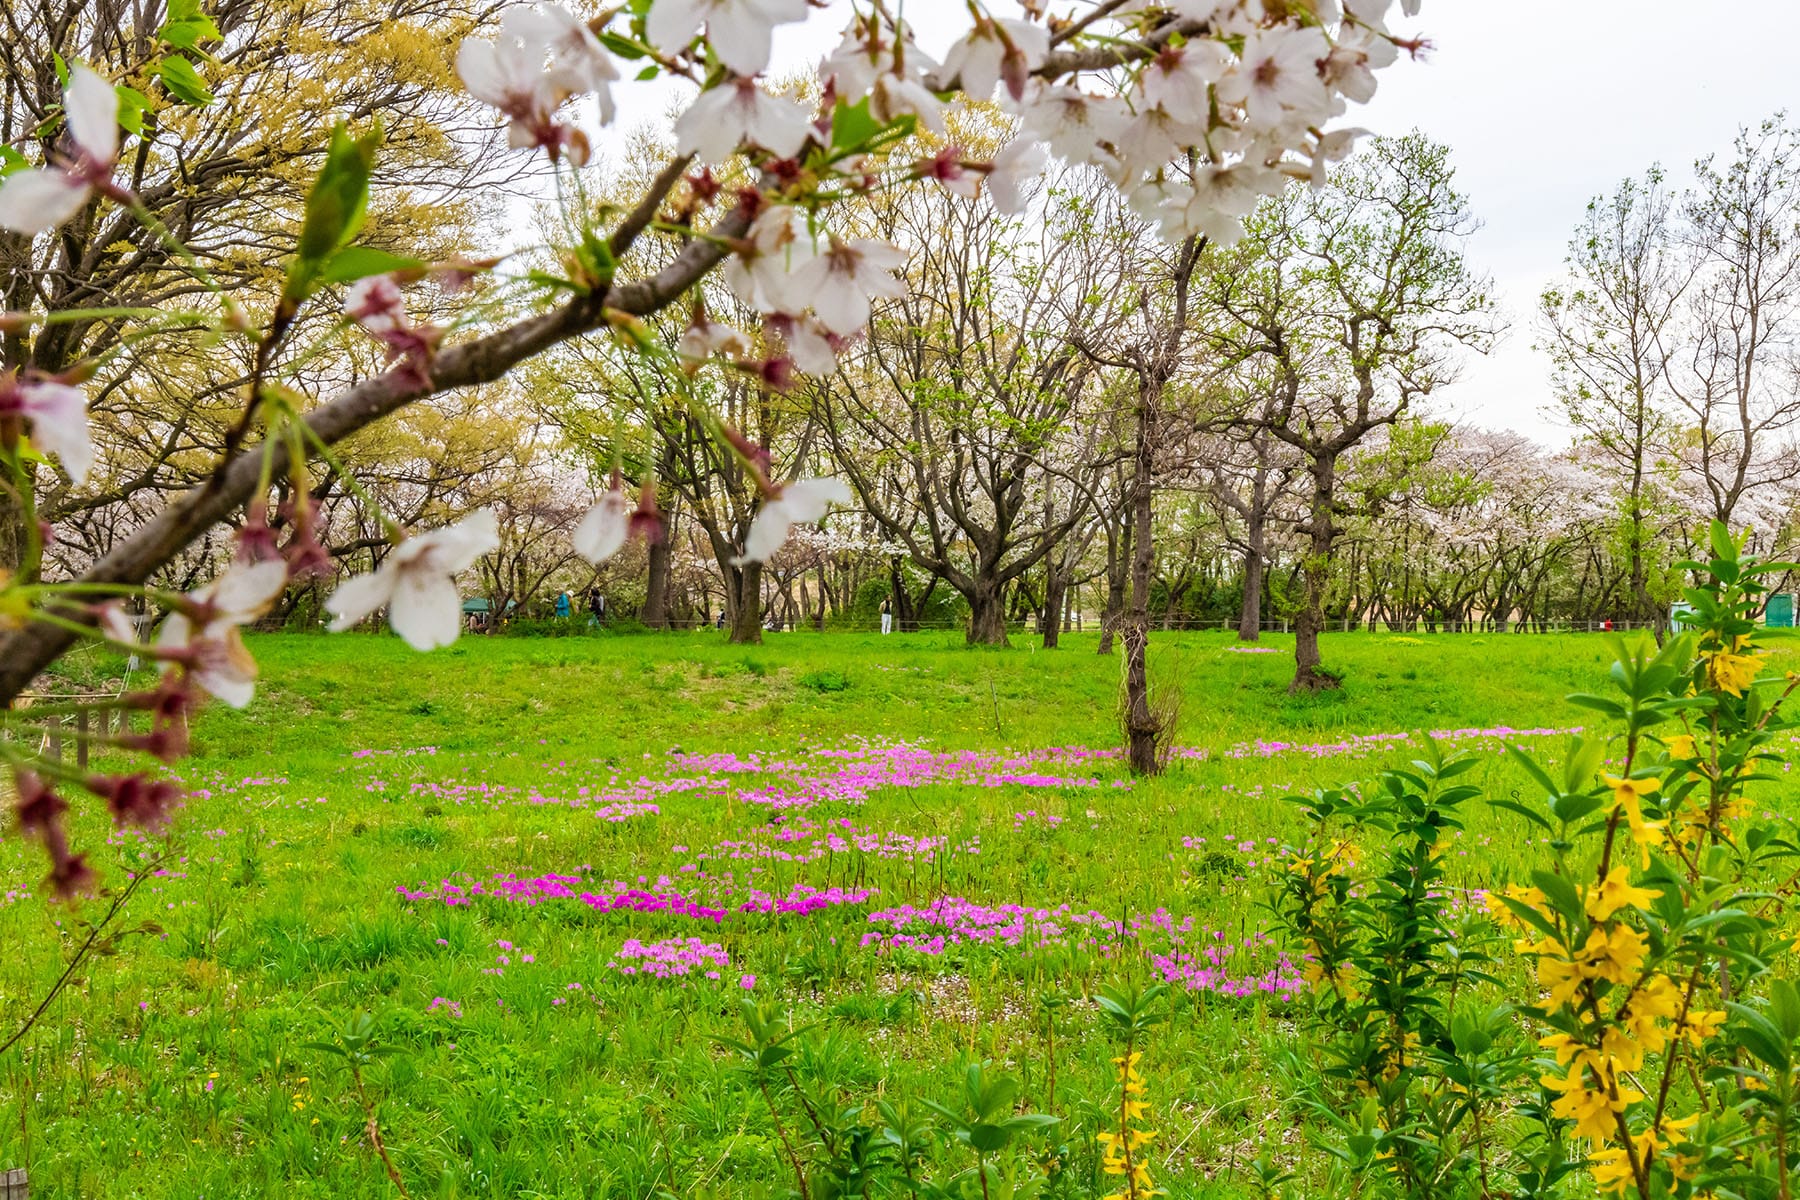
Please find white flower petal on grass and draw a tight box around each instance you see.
[0,168,93,235]
[674,78,811,164]
[573,489,631,563]
[17,380,94,484]
[64,66,121,164]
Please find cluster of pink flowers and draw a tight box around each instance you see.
[737,884,878,916]
[861,897,1301,999]
[608,937,731,981]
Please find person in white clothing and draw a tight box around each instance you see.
[880,597,893,635]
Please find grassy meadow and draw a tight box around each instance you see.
[5,628,1795,1197]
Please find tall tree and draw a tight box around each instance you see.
[1539,169,1685,627]
[1205,133,1493,691]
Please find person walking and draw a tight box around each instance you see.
[555,590,571,620]
[880,596,893,635]
[586,587,605,628]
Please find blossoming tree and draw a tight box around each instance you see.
[0,0,1427,891]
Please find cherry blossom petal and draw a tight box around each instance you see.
[325,570,398,632]
[212,559,289,618]
[388,570,464,651]
[18,380,93,484]
[0,170,92,235]
[734,500,795,564]
[573,490,631,563]
[64,66,120,165]
[779,477,852,522]
[431,508,501,573]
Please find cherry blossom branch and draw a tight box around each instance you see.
[0,195,748,707]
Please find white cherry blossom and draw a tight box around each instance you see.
[677,313,751,362]
[326,509,499,651]
[1216,25,1333,132]
[940,19,1049,102]
[1017,84,1130,165]
[457,5,616,159]
[733,478,853,564]
[674,78,812,164]
[157,559,289,708]
[1324,23,1399,104]
[725,206,817,314]
[791,237,908,336]
[1138,41,1233,124]
[573,487,630,563]
[869,70,946,134]
[986,137,1047,215]
[0,66,121,235]
[767,314,840,376]
[647,0,808,78]
[0,376,93,484]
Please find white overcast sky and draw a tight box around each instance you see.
[579,0,1800,448]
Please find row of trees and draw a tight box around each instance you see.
[8,3,1798,701]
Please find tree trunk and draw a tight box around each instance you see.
[1237,496,1267,642]
[728,561,762,645]
[967,577,1009,646]
[1291,453,1340,693]
[1097,520,1130,655]
[643,535,672,629]
[1041,569,1067,649]
[1123,386,1160,774]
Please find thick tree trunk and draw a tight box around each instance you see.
[1122,388,1160,775]
[1291,453,1340,693]
[728,561,762,645]
[966,577,1009,646]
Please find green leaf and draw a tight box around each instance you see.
[634,64,659,82]
[1565,693,1626,720]
[1488,798,1553,832]
[284,122,382,307]
[598,31,646,59]
[1530,869,1582,924]
[113,85,152,137]
[156,55,214,106]
[320,246,425,285]
[1709,520,1738,566]
[159,0,222,52]
[830,97,882,153]
[0,145,26,176]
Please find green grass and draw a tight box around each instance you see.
[2,629,1791,1197]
